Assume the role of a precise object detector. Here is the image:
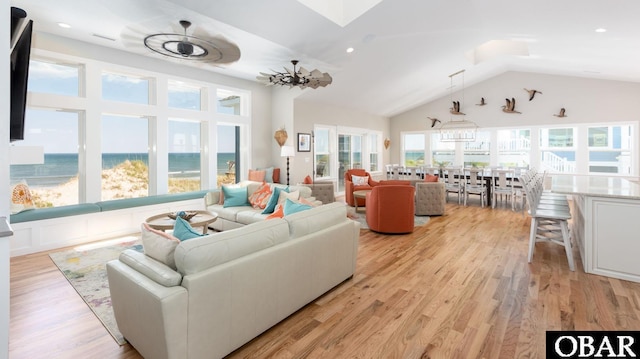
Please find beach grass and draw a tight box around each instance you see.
[29,160,236,208]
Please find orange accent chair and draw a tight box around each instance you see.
[365,184,416,234]
[344,169,379,207]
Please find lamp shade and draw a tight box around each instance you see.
[280,145,295,157]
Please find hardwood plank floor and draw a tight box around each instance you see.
[9,201,640,358]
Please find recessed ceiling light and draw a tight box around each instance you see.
[346,47,354,53]
[595,28,607,33]
[57,22,71,29]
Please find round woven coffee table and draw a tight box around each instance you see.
[353,190,371,212]
[145,210,218,234]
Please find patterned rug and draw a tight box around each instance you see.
[347,209,430,230]
[49,236,142,345]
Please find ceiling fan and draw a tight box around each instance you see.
[257,60,332,89]
[143,20,240,64]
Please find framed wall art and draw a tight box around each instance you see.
[297,133,311,152]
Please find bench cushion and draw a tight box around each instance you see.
[10,203,101,223]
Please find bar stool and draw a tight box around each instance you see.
[521,170,574,271]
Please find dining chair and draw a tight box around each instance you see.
[443,167,464,204]
[464,168,488,207]
[492,168,515,209]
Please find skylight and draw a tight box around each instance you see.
[296,0,383,27]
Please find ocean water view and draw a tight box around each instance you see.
[10,153,236,188]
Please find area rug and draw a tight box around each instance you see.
[49,236,142,345]
[347,210,430,230]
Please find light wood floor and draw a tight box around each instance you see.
[9,200,640,358]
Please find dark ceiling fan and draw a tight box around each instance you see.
[143,20,240,64]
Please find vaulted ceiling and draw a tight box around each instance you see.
[11,0,640,117]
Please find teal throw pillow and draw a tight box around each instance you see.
[262,186,287,214]
[173,217,204,241]
[222,186,249,208]
[283,198,312,216]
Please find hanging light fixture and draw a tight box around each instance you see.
[438,69,478,142]
[257,60,332,89]
[143,20,241,64]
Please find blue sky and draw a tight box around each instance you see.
[24,60,237,153]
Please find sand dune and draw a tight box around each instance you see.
[29,160,233,208]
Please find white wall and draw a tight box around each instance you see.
[292,99,390,184]
[390,71,640,170]
[1,1,10,357]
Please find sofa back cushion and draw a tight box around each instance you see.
[284,202,347,239]
[174,219,290,275]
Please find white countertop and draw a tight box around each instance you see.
[551,175,640,200]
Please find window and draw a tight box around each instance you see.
[102,72,150,104]
[431,132,455,167]
[28,60,80,96]
[403,133,425,167]
[315,128,331,178]
[168,81,201,110]
[10,108,79,207]
[463,130,490,167]
[101,114,149,200]
[217,88,242,115]
[168,119,201,193]
[588,125,633,174]
[497,129,531,168]
[368,133,380,172]
[540,127,576,173]
[217,124,238,187]
[338,134,363,192]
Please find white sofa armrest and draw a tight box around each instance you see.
[107,259,188,359]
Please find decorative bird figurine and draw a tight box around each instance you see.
[450,101,465,115]
[553,108,567,117]
[428,117,441,128]
[502,98,521,114]
[524,88,542,101]
[476,97,487,106]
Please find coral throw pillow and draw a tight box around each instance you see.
[248,169,266,182]
[266,203,285,219]
[248,182,272,209]
[10,180,35,214]
[424,174,439,182]
[351,175,369,186]
[303,175,312,184]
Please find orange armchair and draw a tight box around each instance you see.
[365,184,416,234]
[344,169,379,207]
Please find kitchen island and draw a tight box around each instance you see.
[551,175,640,283]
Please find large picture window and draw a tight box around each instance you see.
[102,71,150,104]
[402,133,425,167]
[28,60,80,97]
[588,125,633,174]
[101,114,149,200]
[10,108,79,207]
[168,81,201,110]
[168,119,201,193]
[540,127,576,173]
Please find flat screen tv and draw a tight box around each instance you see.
[10,16,33,142]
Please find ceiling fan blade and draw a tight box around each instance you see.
[284,66,295,76]
[298,67,310,76]
[309,69,324,78]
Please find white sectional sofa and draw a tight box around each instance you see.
[106,202,359,359]
[203,181,321,231]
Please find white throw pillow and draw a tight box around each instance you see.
[141,223,180,269]
[352,175,369,186]
[278,190,300,204]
